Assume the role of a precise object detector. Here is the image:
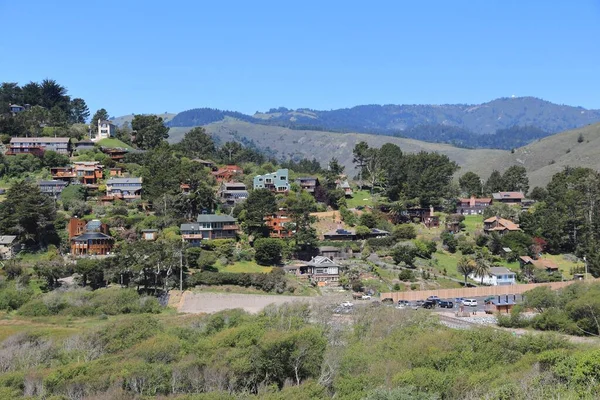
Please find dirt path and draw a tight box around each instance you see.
[179,292,318,314]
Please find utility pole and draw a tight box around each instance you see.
[179,246,183,291]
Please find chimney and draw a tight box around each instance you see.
[429,205,434,216]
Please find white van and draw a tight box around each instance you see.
[463,299,478,307]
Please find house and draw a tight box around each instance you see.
[323,228,390,241]
[180,214,238,246]
[101,147,128,162]
[104,177,142,202]
[404,206,439,228]
[469,266,516,286]
[6,137,72,156]
[295,177,320,194]
[492,192,525,204]
[0,235,18,259]
[283,256,342,286]
[70,219,114,256]
[141,229,158,241]
[264,209,295,238]
[319,246,345,260]
[68,217,110,238]
[483,216,521,235]
[519,256,560,273]
[8,104,27,114]
[74,140,95,152]
[253,169,290,192]
[193,159,217,171]
[336,179,353,197]
[446,221,461,234]
[39,180,68,197]
[217,182,249,205]
[458,196,492,215]
[51,162,104,186]
[485,295,518,314]
[92,120,117,142]
[180,183,191,194]
[109,167,123,177]
[212,165,243,182]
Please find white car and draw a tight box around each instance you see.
[361,294,372,300]
[463,299,478,307]
[341,301,354,308]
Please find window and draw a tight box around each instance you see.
[280,176,286,180]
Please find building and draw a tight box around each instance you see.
[404,206,439,228]
[6,137,72,156]
[104,177,143,202]
[469,266,516,286]
[253,169,290,192]
[212,165,243,182]
[109,167,123,177]
[74,140,95,152]
[295,177,320,194]
[336,179,353,197]
[283,256,342,286]
[323,228,390,241]
[68,217,110,238]
[519,256,560,273]
[264,209,294,238]
[51,161,104,186]
[217,182,249,205]
[180,214,238,246]
[193,159,217,171]
[0,235,18,259]
[101,147,128,162]
[483,216,521,235]
[8,104,27,114]
[39,180,68,197]
[92,120,117,142]
[458,196,492,215]
[492,192,525,204]
[70,219,114,256]
[141,229,158,241]
[319,246,345,260]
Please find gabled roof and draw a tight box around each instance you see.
[197,214,236,223]
[459,197,492,206]
[0,235,17,245]
[39,180,68,186]
[106,177,142,184]
[10,137,70,144]
[519,256,559,270]
[71,232,113,242]
[306,256,339,267]
[484,216,520,231]
[492,192,525,200]
[489,267,514,276]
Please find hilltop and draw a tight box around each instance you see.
[161,97,600,149]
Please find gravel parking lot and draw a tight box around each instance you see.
[179,292,318,314]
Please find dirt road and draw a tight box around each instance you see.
[179,292,317,314]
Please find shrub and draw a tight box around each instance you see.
[398,269,415,281]
[254,238,283,266]
[392,245,416,267]
[359,213,377,229]
[441,232,458,253]
[0,282,34,311]
[393,224,417,240]
[99,315,162,353]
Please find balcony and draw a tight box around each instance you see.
[182,234,203,240]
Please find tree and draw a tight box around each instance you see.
[177,127,216,159]
[284,190,318,256]
[352,141,370,190]
[69,98,90,124]
[254,238,283,266]
[355,225,371,239]
[502,165,529,194]
[60,185,87,210]
[0,180,57,247]
[74,258,105,288]
[523,286,557,313]
[392,245,416,266]
[459,172,482,197]
[42,150,70,168]
[91,108,109,124]
[484,170,504,195]
[141,144,182,200]
[131,115,170,150]
[457,256,475,285]
[359,212,377,229]
[39,79,70,112]
[242,189,277,236]
[473,255,491,284]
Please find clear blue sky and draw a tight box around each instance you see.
[1,1,599,117]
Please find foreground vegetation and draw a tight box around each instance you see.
[2,292,600,399]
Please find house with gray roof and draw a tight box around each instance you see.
[7,137,72,156]
[39,180,68,197]
[180,214,239,246]
[253,169,290,193]
[0,235,18,259]
[105,177,143,202]
[469,266,516,286]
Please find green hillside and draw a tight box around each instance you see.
[110,112,176,127]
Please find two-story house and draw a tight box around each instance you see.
[283,256,342,286]
[92,120,117,142]
[253,169,290,193]
[469,266,516,286]
[51,161,104,186]
[212,165,243,182]
[458,196,492,215]
[217,182,249,205]
[492,192,525,204]
[335,179,353,197]
[39,180,68,197]
[70,219,114,256]
[7,137,72,156]
[483,216,521,235]
[180,214,239,246]
[104,177,143,202]
[295,177,320,194]
[264,209,295,238]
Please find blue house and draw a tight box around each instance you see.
[253,169,290,193]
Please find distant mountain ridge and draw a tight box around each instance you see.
[165,97,600,149]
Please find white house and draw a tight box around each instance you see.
[92,119,117,142]
[470,266,516,286]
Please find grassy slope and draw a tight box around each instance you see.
[96,138,133,149]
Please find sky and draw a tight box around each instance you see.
[1,1,599,117]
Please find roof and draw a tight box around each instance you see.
[519,256,559,270]
[197,214,237,223]
[502,247,513,253]
[192,159,215,164]
[0,235,17,245]
[459,197,492,206]
[141,229,158,232]
[39,180,68,186]
[98,120,116,126]
[222,182,247,188]
[180,223,199,231]
[489,267,514,276]
[75,140,95,145]
[484,216,520,231]
[492,192,525,200]
[109,186,143,192]
[10,137,70,144]
[106,177,142,184]
[306,256,339,267]
[319,246,341,252]
[71,232,113,242]
[296,177,318,181]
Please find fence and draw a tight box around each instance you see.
[380,280,590,302]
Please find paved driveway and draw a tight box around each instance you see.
[179,292,316,314]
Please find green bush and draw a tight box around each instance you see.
[393,224,417,240]
[398,269,415,282]
[0,282,34,311]
[254,238,283,266]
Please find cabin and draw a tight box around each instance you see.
[70,219,114,256]
[180,214,239,246]
[483,216,521,235]
[283,256,342,286]
[492,192,525,204]
[458,196,492,215]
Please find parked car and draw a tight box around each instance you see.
[438,300,454,308]
[409,301,420,310]
[361,294,372,300]
[427,295,440,303]
[463,299,478,307]
[422,300,436,309]
[341,301,354,308]
[397,300,410,306]
[455,297,465,304]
